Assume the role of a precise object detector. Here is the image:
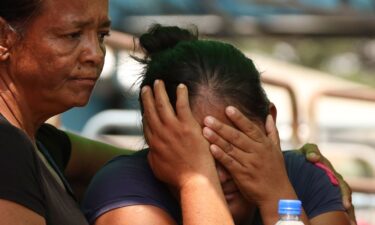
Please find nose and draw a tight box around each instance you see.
[80,33,105,67]
[216,164,232,183]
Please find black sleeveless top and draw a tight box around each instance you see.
[0,115,88,225]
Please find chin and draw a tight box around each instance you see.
[73,99,90,107]
[62,96,91,109]
[72,91,93,106]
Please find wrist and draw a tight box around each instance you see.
[258,186,298,225]
[178,172,220,192]
[178,174,235,225]
[176,160,219,190]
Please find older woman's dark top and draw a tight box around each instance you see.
[0,115,88,225]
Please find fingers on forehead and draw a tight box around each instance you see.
[225,106,260,132]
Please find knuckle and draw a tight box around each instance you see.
[223,156,234,166]
[227,149,237,159]
[223,142,234,153]
[155,100,164,110]
[180,124,191,135]
[214,150,224,160]
[231,130,241,141]
[210,133,219,142]
[176,99,187,109]
[215,122,225,131]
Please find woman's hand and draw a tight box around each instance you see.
[141,81,235,225]
[141,80,217,189]
[202,106,297,209]
[299,144,357,225]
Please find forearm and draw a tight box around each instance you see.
[64,131,135,200]
[66,132,133,177]
[0,200,46,225]
[179,175,234,225]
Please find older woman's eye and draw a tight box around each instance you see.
[98,31,110,43]
[67,31,82,39]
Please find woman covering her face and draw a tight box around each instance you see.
[82,24,351,225]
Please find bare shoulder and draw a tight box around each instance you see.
[0,199,45,225]
[95,205,177,225]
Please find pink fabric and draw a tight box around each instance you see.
[357,220,372,225]
[314,162,339,186]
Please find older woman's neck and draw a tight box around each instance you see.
[0,91,41,142]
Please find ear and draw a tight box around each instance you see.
[0,17,16,61]
[268,102,277,123]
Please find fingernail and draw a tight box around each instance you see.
[308,152,317,158]
[178,83,185,89]
[204,116,214,126]
[203,127,213,138]
[210,145,219,155]
[226,106,236,116]
[141,86,148,94]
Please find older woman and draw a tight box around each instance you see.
[0,0,116,224]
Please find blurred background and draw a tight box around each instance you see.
[56,1,375,224]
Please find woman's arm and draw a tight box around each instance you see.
[0,199,46,225]
[64,132,134,201]
[94,177,235,225]
[95,205,177,225]
[299,144,356,225]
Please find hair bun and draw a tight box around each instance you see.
[139,24,197,56]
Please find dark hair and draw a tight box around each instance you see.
[138,24,270,123]
[0,0,43,33]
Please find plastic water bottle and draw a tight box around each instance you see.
[275,199,305,225]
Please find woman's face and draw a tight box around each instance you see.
[9,0,110,115]
[192,95,257,225]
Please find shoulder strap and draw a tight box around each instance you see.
[36,141,76,201]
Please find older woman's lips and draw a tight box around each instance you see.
[70,77,98,86]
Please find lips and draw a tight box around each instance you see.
[222,183,239,201]
[70,74,98,80]
[70,68,100,81]
[70,73,99,81]
[73,77,98,82]
[224,190,239,202]
[68,76,99,87]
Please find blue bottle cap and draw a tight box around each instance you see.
[278,199,302,215]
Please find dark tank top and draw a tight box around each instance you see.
[0,115,88,225]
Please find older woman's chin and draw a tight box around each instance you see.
[60,92,94,109]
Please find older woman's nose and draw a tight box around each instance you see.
[80,34,105,67]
